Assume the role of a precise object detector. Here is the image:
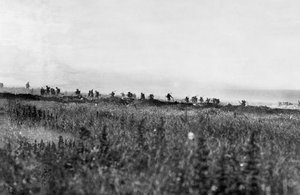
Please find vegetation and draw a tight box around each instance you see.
[0,98,300,194]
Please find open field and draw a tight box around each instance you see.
[1,96,300,194]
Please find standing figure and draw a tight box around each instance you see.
[95,90,100,98]
[185,97,189,103]
[56,87,61,95]
[40,87,45,96]
[140,93,145,100]
[191,96,198,103]
[205,98,211,104]
[50,88,56,95]
[26,82,30,89]
[110,91,115,97]
[199,97,204,104]
[46,86,51,95]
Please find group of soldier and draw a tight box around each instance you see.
[166,93,220,105]
[40,86,61,96]
[40,87,220,105]
[87,89,100,98]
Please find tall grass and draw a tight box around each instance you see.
[0,99,300,194]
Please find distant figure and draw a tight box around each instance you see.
[79,127,91,140]
[240,100,247,107]
[149,94,154,100]
[199,97,204,104]
[212,98,220,105]
[26,82,30,89]
[0,83,3,88]
[46,86,51,95]
[140,93,145,100]
[127,92,133,99]
[56,87,61,95]
[185,97,189,103]
[205,98,211,104]
[88,90,94,98]
[110,91,115,97]
[166,93,174,102]
[95,90,100,98]
[40,87,45,96]
[191,96,198,103]
[50,88,56,95]
[75,89,81,96]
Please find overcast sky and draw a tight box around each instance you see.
[0,0,300,96]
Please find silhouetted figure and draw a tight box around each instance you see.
[212,98,220,105]
[240,100,247,107]
[110,91,115,97]
[88,90,94,98]
[166,93,173,102]
[46,86,51,95]
[26,82,30,89]
[149,94,154,100]
[50,88,56,95]
[40,87,45,96]
[95,90,100,98]
[191,96,198,103]
[127,92,134,99]
[79,127,91,140]
[56,87,61,95]
[140,93,145,100]
[199,97,204,104]
[185,97,189,103]
[205,98,211,104]
[75,89,81,96]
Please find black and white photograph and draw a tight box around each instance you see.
[0,0,300,194]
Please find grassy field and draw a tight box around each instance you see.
[0,98,300,194]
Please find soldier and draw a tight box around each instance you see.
[127,92,133,99]
[205,98,211,104]
[50,88,56,95]
[166,93,173,102]
[240,100,246,107]
[75,89,81,96]
[25,82,30,89]
[140,93,145,100]
[199,97,204,104]
[46,86,51,95]
[191,96,198,104]
[149,94,154,100]
[56,87,61,95]
[185,97,189,103]
[95,90,100,98]
[90,90,94,98]
[40,87,45,96]
[110,91,115,97]
[212,98,220,105]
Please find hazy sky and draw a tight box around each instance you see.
[0,0,300,96]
